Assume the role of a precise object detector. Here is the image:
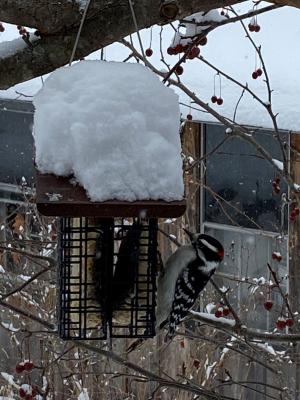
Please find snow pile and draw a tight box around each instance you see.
[34,61,184,202]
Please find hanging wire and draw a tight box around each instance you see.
[69,0,92,66]
[213,74,216,96]
[213,73,221,97]
[149,26,153,48]
[128,0,146,59]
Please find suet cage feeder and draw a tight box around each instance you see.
[37,173,186,340]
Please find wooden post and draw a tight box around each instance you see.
[289,133,300,400]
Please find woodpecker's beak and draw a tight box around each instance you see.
[183,228,197,243]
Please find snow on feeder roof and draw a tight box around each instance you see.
[34,61,185,217]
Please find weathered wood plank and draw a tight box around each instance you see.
[36,173,186,218]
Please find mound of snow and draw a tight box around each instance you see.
[33,61,184,202]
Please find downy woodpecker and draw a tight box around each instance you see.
[156,229,224,337]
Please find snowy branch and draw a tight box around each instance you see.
[190,310,300,342]
[0,0,247,89]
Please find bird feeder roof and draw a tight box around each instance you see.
[36,173,186,217]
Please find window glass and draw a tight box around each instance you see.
[204,124,287,232]
[0,101,35,185]
[205,224,287,330]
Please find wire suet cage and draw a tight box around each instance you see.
[58,217,158,339]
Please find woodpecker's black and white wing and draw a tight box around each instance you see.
[156,244,198,330]
[168,258,214,337]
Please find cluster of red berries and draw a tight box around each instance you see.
[19,384,37,400]
[252,68,263,80]
[16,361,34,374]
[17,25,29,40]
[16,361,38,399]
[167,43,189,55]
[272,251,282,262]
[263,300,295,329]
[264,299,273,311]
[290,206,300,222]
[186,46,201,60]
[168,45,201,60]
[211,96,224,106]
[272,177,280,194]
[0,22,5,32]
[248,22,261,32]
[214,305,230,318]
[167,37,207,57]
[276,316,294,330]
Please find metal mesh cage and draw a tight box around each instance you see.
[58,217,158,340]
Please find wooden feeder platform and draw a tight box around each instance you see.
[36,173,186,218]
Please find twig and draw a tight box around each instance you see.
[121,38,293,185]
[210,278,242,327]
[233,88,245,123]
[0,245,56,267]
[162,4,281,84]
[0,298,56,330]
[1,264,53,300]
[185,135,232,172]
[229,6,287,168]
[267,262,293,318]
[157,227,181,247]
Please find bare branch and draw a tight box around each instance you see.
[1,263,53,300]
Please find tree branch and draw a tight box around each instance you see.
[0,0,246,89]
[190,310,300,342]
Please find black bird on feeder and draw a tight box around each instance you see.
[112,221,142,315]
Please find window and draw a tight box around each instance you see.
[201,122,288,330]
[204,123,287,233]
[204,223,287,330]
[0,99,35,186]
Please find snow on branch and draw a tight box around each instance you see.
[190,310,300,342]
[190,310,236,327]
